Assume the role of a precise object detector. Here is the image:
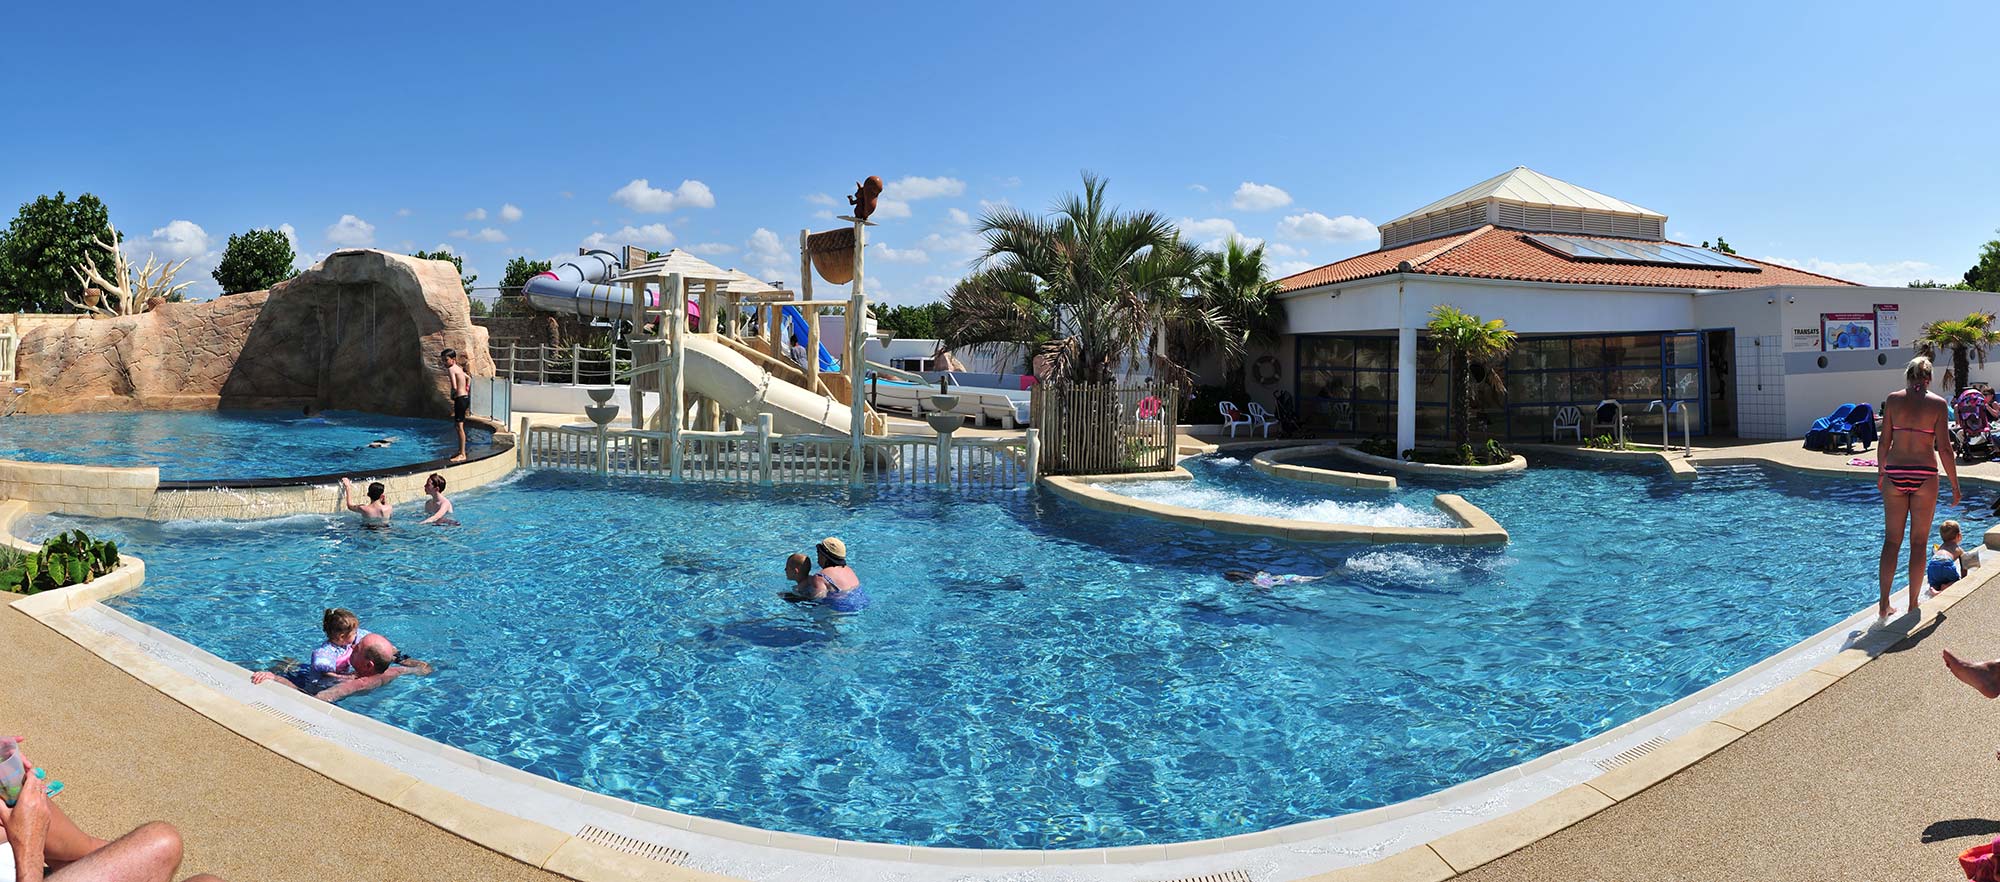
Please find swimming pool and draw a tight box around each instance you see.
[0,410,495,482]
[26,456,1958,849]
[1090,456,1453,528]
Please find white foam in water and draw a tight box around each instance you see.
[1345,550,1449,581]
[1104,481,1453,528]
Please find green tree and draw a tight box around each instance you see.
[1915,311,2000,397]
[1963,237,2000,291]
[1700,237,1737,254]
[500,256,552,292]
[1426,304,1517,449]
[940,173,1222,382]
[0,192,118,313]
[211,228,298,294]
[1184,236,1285,391]
[1909,279,1966,289]
[876,302,949,340]
[409,249,476,297]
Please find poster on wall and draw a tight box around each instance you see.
[1792,324,1826,351]
[1875,303,1900,348]
[1822,313,1876,351]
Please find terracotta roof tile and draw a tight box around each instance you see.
[1275,227,1858,292]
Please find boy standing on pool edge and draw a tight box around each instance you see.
[443,348,471,463]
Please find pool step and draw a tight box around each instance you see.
[1593,735,1671,771]
[574,824,691,865]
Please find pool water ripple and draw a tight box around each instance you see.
[1,409,494,481]
[27,453,1977,849]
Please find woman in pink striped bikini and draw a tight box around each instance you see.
[1878,356,1960,620]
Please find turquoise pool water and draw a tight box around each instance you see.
[28,455,1959,849]
[0,410,495,481]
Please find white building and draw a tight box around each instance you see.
[1269,167,1998,452]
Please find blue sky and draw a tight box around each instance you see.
[4,0,1997,301]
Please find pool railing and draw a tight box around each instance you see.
[519,416,1039,492]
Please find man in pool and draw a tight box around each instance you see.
[251,609,430,703]
[781,539,868,611]
[338,477,392,526]
[444,348,471,463]
[417,473,458,526]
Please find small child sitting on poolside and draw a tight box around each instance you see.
[1929,520,1978,592]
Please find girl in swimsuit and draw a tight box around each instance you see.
[1878,356,1959,620]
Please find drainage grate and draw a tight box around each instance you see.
[1147,872,1253,882]
[574,825,690,865]
[251,702,320,732]
[1594,736,1670,771]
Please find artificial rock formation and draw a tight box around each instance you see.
[17,249,492,417]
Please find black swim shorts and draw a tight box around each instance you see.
[452,394,470,423]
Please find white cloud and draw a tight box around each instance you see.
[1757,255,1938,287]
[746,228,787,267]
[1271,260,1318,278]
[920,229,984,262]
[947,208,972,227]
[1232,182,1293,211]
[1178,217,1242,249]
[876,245,929,263]
[142,220,211,259]
[395,208,412,217]
[874,200,913,219]
[1188,183,1209,193]
[1278,211,1376,242]
[1265,242,1310,258]
[999,176,1022,188]
[464,207,487,220]
[883,175,966,201]
[805,193,836,206]
[326,214,375,246]
[812,209,835,220]
[559,190,574,199]
[688,242,736,256]
[977,198,1011,214]
[498,203,522,222]
[611,178,715,212]
[428,243,458,255]
[581,223,675,249]
[451,227,508,243]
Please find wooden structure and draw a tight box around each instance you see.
[1029,382,1179,475]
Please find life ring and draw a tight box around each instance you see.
[1252,355,1282,386]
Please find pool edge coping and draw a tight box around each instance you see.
[0,449,1977,881]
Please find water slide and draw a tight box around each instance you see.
[521,250,699,322]
[526,249,862,437]
[779,304,840,372]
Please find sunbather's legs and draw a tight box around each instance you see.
[1944,649,2000,699]
[46,820,189,882]
[41,798,110,866]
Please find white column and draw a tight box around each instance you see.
[849,221,868,485]
[666,272,686,479]
[1396,324,1418,458]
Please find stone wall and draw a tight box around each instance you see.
[14,250,493,417]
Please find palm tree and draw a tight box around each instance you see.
[1425,304,1517,449]
[1915,311,2000,397]
[1180,236,1286,391]
[939,174,1224,383]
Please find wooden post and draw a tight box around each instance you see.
[517,417,532,468]
[849,219,868,485]
[805,303,821,390]
[1025,427,1040,481]
[536,345,546,384]
[507,343,517,381]
[666,272,685,480]
[571,343,581,385]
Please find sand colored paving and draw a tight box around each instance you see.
[0,594,568,882]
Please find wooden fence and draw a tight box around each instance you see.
[1029,382,1178,475]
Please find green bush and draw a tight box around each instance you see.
[0,530,119,595]
[1583,433,1627,451]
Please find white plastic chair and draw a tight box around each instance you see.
[1220,402,1252,438]
[1246,402,1277,437]
[1552,405,1583,442]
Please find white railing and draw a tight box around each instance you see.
[519,418,1039,493]
[491,343,633,385]
[0,330,15,382]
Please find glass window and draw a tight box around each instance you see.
[1353,403,1390,435]
[1514,406,1551,440]
[1355,372,1392,401]
[1606,335,1663,367]
[1668,368,1701,401]
[1356,338,1394,371]
[1416,369,1449,402]
[1301,337,1353,368]
[1508,371,1544,404]
[1612,369,1662,399]
[1509,338,1571,372]
[1301,368,1348,399]
[1573,339,1607,369]
[1416,405,1449,438]
[1667,334,1699,366]
[1570,371,1605,403]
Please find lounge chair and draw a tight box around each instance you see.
[1247,402,1278,436]
[1803,403,1857,451]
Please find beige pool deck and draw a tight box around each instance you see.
[7,432,2000,880]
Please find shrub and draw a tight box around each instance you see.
[1354,438,1397,458]
[212,228,299,294]
[0,530,119,595]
